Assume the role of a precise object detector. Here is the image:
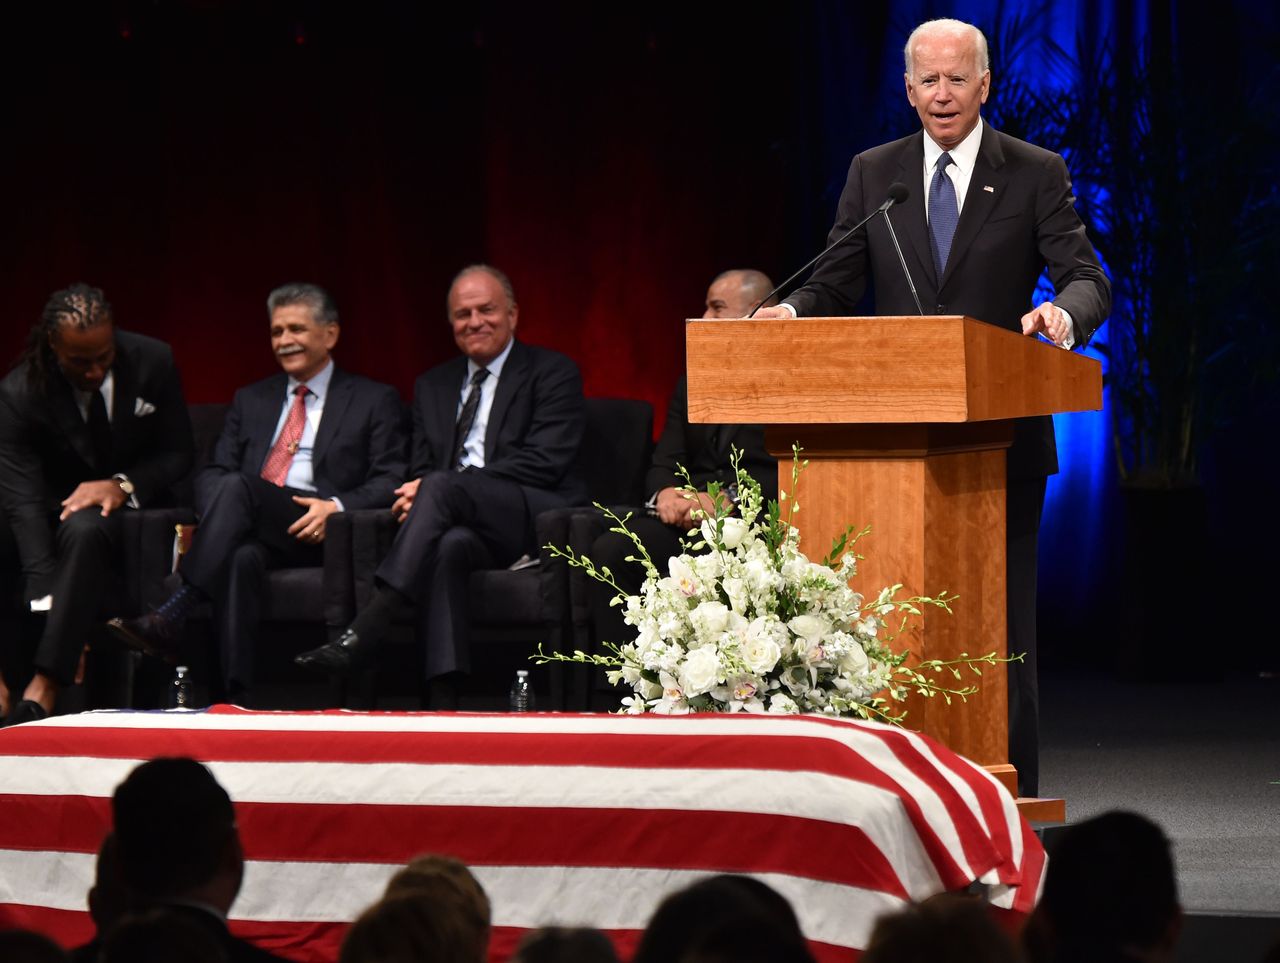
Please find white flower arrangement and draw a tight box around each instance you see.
[538,447,1009,723]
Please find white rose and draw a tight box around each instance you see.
[741,634,782,675]
[838,643,871,677]
[701,516,750,550]
[689,600,731,643]
[720,517,750,549]
[679,647,721,697]
[788,613,831,641]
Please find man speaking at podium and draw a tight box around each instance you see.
[754,18,1110,796]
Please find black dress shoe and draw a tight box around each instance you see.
[294,629,377,675]
[4,700,49,727]
[106,613,183,664]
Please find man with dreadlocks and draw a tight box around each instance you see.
[0,283,193,725]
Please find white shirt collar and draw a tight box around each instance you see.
[923,116,984,175]
[76,370,115,421]
[289,358,334,398]
[468,336,515,382]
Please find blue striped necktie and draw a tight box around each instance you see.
[929,152,959,279]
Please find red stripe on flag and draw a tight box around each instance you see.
[1011,818,1046,915]
[0,794,909,899]
[229,918,346,962]
[0,903,94,949]
[0,795,112,853]
[236,804,909,897]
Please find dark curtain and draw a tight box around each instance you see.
[3,1,1275,660]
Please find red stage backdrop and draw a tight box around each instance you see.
[0,6,829,432]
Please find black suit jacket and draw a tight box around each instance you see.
[786,123,1111,479]
[409,339,586,516]
[194,365,406,514]
[0,330,194,599]
[163,903,289,963]
[647,375,779,505]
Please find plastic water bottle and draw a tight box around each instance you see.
[170,666,193,709]
[509,669,534,712]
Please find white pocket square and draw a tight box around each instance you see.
[134,398,157,417]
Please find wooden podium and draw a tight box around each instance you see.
[686,316,1101,794]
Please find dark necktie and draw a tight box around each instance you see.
[87,389,112,474]
[929,152,960,279]
[451,367,490,469]
[260,384,309,487]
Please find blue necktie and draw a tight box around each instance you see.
[929,152,959,279]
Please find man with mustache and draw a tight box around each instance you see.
[110,283,405,704]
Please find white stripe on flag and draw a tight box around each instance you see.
[0,848,903,951]
[0,849,96,912]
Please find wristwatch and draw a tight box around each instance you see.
[113,474,136,497]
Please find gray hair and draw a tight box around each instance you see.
[903,19,989,77]
[267,282,339,327]
[448,264,517,316]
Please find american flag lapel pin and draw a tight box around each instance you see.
[983,185,994,193]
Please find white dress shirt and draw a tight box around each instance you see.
[457,336,515,469]
[269,359,343,505]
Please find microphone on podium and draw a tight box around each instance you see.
[879,184,925,316]
[748,182,911,318]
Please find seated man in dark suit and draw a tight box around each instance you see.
[0,283,194,725]
[294,265,586,696]
[588,270,780,664]
[112,757,288,962]
[109,283,406,703]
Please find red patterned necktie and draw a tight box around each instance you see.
[260,384,309,486]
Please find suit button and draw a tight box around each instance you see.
[936,303,945,312]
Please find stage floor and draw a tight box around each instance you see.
[1040,669,1280,961]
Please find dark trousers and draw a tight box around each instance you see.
[180,473,319,694]
[1007,476,1046,798]
[587,513,683,656]
[376,469,530,680]
[0,509,125,687]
